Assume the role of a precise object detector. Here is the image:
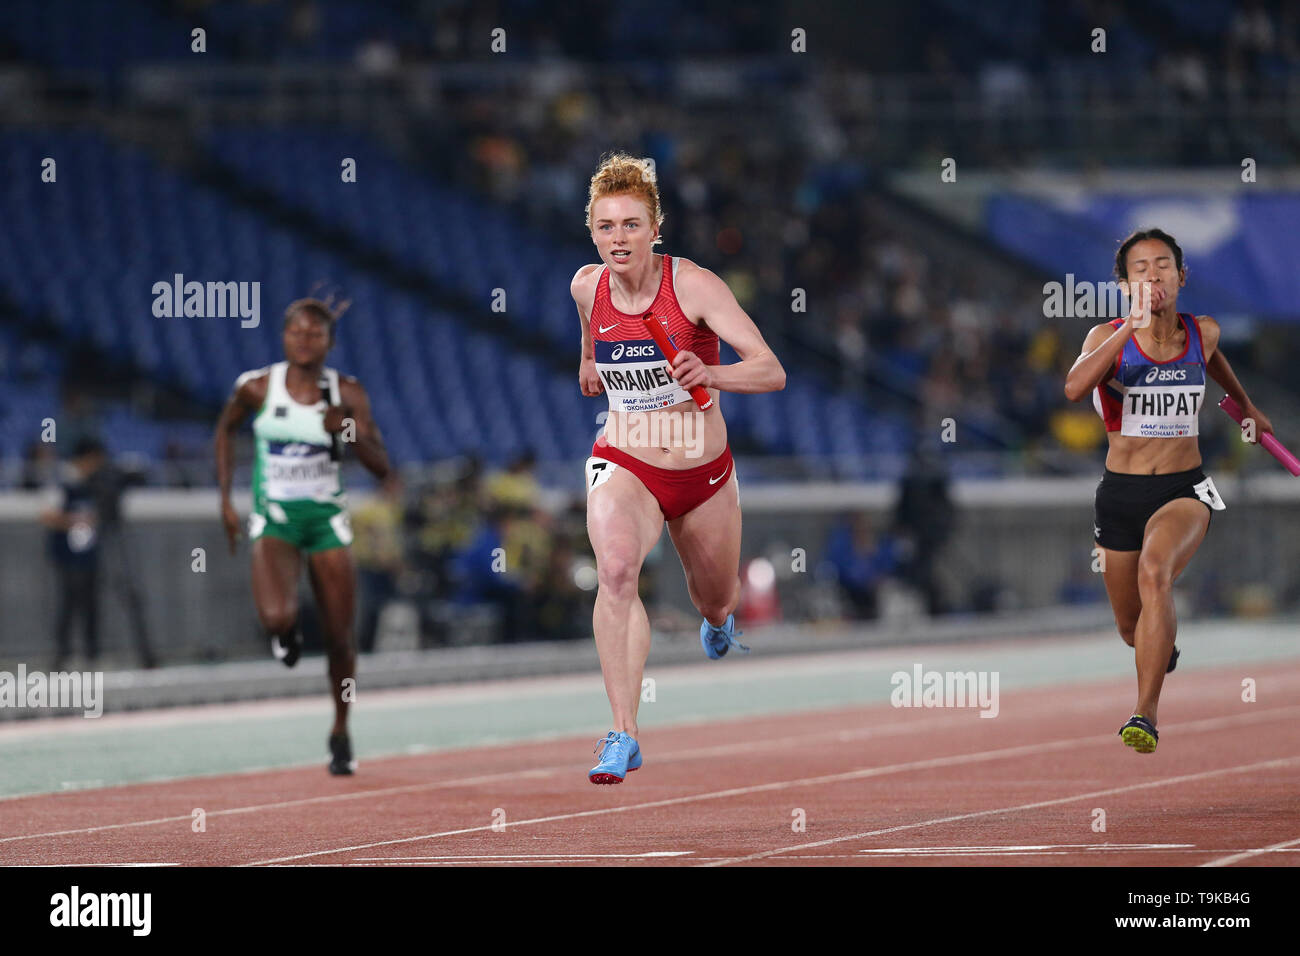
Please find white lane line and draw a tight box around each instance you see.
[0,706,992,844]
[698,755,1300,866]
[0,664,1131,803]
[0,768,555,845]
[857,848,1190,858]
[238,706,1300,867]
[328,850,1300,866]
[345,858,691,863]
[339,861,578,866]
[9,699,1299,855]
[1200,834,1300,868]
[13,863,181,867]
[10,649,1298,803]
[799,849,1300,858]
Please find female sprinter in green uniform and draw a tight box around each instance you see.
[215,297,389,774]
[1064,229,1273,753]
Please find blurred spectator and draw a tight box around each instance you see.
[41,438,105,670]
[451,505,527,642]
[356,32,400,75]
[21,440,57,490]
[40,437,157,670]
[894,443,954,615]
[486,452,568,642]
[502,505,550,600]
[60,388,103,453]
[1049,406,1106,455]
[412,458,483,642]
[1160,43,1211,103]
[823,513,900,620]
[78,439,157,667]
[486,450,541,510]
[288,0,322,51]
[161,439,197,489]
[413,458,481,584]
[533,534,584,640]
[1229,0,1277,74]
[1057,554,1100,606]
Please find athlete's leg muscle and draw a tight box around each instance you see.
[1132,498,1209,724]
[308,546,357,736]
[251,536,301,636]
[1100,547,1142,646]
[587,467,663,738]
[666,472,741,627]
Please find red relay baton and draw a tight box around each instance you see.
[1219,395,1300,477]
[642,311,714,410]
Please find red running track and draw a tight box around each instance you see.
[1,659,1298,867]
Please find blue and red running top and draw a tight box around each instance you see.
[1093,312,1207,438]
[589,254,720,414]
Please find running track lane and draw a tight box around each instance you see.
[1,660,1298,867]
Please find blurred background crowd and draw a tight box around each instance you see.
[3,0,1298,663]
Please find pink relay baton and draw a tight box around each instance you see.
[1220,395,1300,476]
[642,311,714,410]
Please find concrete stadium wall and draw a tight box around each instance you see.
[3,475,1297,666]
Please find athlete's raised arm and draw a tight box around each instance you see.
[1064,282,1168,402]
[214,371,267,553]
[668,260,785,394]
[1199,317,1273,439]
[1064,322,1127,403]
[335,377,390,479]
[572,263,605,397]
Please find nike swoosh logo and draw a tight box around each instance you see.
[598,322,618,333]
[709,465,730,485]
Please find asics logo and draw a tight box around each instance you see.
[709,465,730,485]
[278,442,318,457]
[610,343,657,360]
[1144,366,1187,384]
[598,322,619,333]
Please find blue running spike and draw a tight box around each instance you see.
[589,730,641,784]
[700,613,749,660]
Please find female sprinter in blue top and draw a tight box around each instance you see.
[1064,228,1273,753]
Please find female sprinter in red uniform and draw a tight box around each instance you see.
[215,298,390,774]
[1064,228,1273,753]
[572,153,786,783]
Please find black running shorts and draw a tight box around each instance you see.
[1093,466,1224,552]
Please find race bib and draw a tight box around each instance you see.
[329,510,354,545]
[585,456,619,494]
[263,440,339,501]
[593,339,693,412]
[1116,363,1206,438]
[1193,475,1226,511]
